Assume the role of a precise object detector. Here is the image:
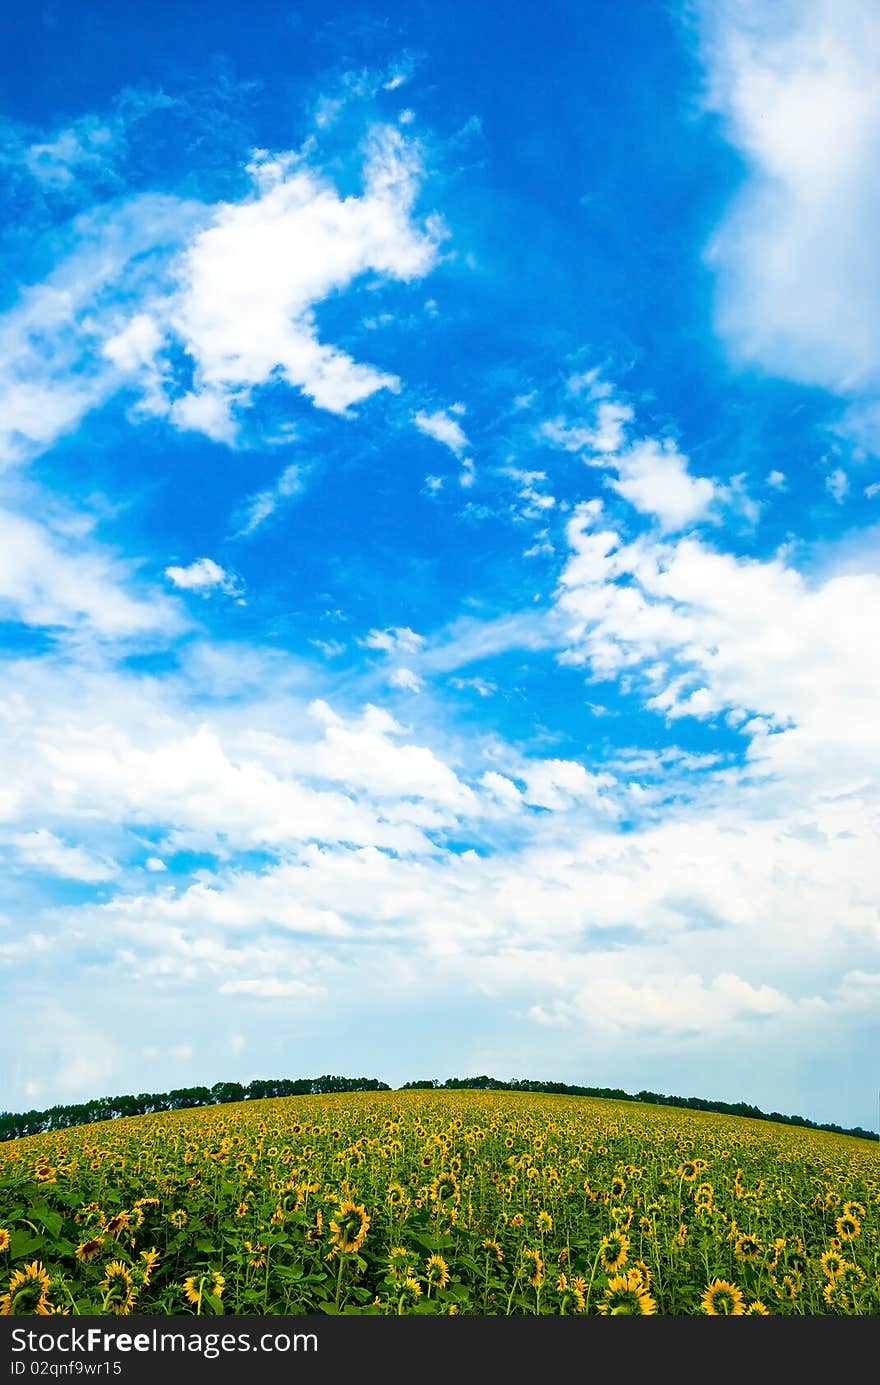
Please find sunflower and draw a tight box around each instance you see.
[430,1172,460,1204]
[610,1176,626,1198]
[329,1201,370,1255]
[701,1279,745,1316]
[182,1276,201,1306]
[386,1182,407,1207]
[842,1200,865,1220]
[537,1210,553,1234]
[138,1249,159,1285]
[599,1233,629,1274]
[694,1183,714,1209]
[101,1261,136,1316]
[1,1261,53,1316]
[734,1233,762,1263]
[75,1236,105,1262]
[745,1301,770,1315]
[169,1209,187,1229]
[387,1247,412,1281]
[820,1249,845,1278]
[597,1270,657,1315]
[777,1273,801,1301]
[521,1248,544,1288]
[678,1161,698,1181]
[398,1275,422,1306]
[0,1230,9,1253]
[426,1254,450,1290]
[481,1238,503,1263]
[105,1211,131,1238]
[835,1213,860,1241]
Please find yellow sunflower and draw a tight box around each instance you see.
[101,1261,136,1316]
[599,1233,629,1274]
[1,1261,53,1316]
[598,1270,657,1315]
[425,1254,450,1290]
[329,1201,370,1255]
[701,1279,745,1316]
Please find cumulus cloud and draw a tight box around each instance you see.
[539,377,718,529]
[555,499,880,798]
[164,557,242,596]
[169,127,440,427]
[698,0,880,438]
[0,124,442,468]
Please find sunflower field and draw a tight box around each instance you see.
[0,1089,877,1315]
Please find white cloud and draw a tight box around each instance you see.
[539,378,717,528]
[235,463,306,537]
[610,438,718,530]
[414,407,470,456]
[555,500,880,798]
[699,0,880,408]
[0,193,204,469]
[11,829,116,882]
[164,557,241,596]
[170,127,440,424]
[362,625,425,654]
[389,667,423,693]
[218,978,324,998]
[0,504,180,636]
[767,469,787,489]
[825,466,849,502]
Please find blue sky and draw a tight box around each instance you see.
[2,0,879,1130]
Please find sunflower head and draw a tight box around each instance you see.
[425,1254,450,1289]
[745,1300,770,1315]
[835,1213,860,1241]
[101,1261,136,1316]
[0,1230,10,1254]
[329,1201,370,1255]
[75,1236,105,1263]
[734,1233,762,1262]
[385,1246,413,1283]
[430,1172,460,1205]
[598,1270,657,1315]
[599,1232,629,1273]
[820,1249,845,1278]
[520,1248,544,1288]
[701,1279,745,1316]
[0,1261,53,1316]
[537,1210,553,1234]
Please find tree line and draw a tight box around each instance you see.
[0,1076,389,1142]
[1,1072,874,1143]
[399,1076,877,1141]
